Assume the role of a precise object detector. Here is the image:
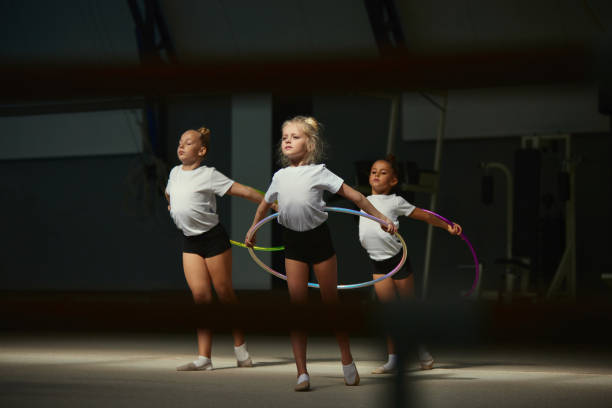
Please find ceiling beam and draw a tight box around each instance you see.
[0,47,594,102]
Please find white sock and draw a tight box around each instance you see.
[297,373,310,384]
[383,354,397,371]
[234,343,250,361]
[193,355,211,368]
[342,361,358,385]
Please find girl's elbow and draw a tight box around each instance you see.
[352,192,365,206]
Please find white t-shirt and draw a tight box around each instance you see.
[165,165,234,236]
[358,194,416,261]
[264,164,344,232]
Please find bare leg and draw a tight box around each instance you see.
[285,258,310,376]
[205,248,245,347]
[394,274,433,368]
[183,252,214,357]
[313,255,353,365]
[393,276,420,358]
[393,274,415,300]
[373,274,399,355]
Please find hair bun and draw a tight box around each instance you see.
[385,153,396,164]
[304,117,320,132]
[193,126,211,148]
[197,127,211,137]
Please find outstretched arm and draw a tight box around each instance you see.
[336,183,397,234]
[227,182,278,211]
[227,182,264,204]
[409,208,462,235]
[245,199,274,247]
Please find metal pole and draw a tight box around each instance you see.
[484,163,514,260]
[422,92,448,298]
[386,95,400,156]
[566,134,576,298]
[535,133,576,300]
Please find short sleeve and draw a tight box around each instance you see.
[264,175,278,203]
[397,196,416,217]
[210,168,234,196]
[316,166,344,194]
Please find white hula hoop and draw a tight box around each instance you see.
[246,206,408,289]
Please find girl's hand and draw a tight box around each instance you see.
[380,217,398,234]
[447,223,462,235]
[271,202,279,212]
[245,231,256,248]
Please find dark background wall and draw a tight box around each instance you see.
[0,154,181,290]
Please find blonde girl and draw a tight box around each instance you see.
[166,127,268,371]
[245,116,397,391]
[358,156,462,373]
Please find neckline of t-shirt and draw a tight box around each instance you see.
[285,163,322,169]
[179,164,207,173]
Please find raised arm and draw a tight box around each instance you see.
[335,183,397,234]
[245,199,274,247]
[409,208,462,235]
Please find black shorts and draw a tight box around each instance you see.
[281,222,335,265]
[183,223,231,258]
[370,250,413,280]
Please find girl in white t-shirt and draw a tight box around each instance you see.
[166,127,270,371]
[245,116,397,392]
[359,156,462,373]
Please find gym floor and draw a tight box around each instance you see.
[1,331,611,408]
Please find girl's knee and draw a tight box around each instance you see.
[318,286,339,303]
[192,292,213,304]
[215,285,236,303]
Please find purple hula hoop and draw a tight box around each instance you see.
[422,209,480,297]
